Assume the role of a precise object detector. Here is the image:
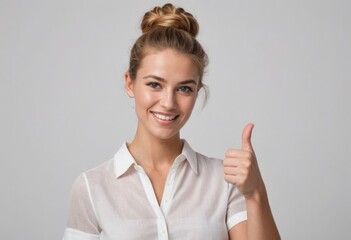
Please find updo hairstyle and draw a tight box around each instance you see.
[128,3,208,91]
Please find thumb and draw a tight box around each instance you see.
[242,123,254,151]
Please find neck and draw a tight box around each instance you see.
[127,131,183,170]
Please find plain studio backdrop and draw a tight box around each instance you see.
[1,0,350,239]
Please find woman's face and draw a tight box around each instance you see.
[125,49,199,141]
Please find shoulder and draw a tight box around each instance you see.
[84,159,115,179]
[196,151,224,168]
[71,158,115,191]
[194,151,226,180]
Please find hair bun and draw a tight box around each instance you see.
[141,3,199,37]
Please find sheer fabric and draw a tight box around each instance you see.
[63,140,247,240]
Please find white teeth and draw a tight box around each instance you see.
[153,113,177,121]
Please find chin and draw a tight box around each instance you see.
[151,129,180,141]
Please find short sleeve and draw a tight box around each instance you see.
[226,183,248,230]
[63,173,100,240]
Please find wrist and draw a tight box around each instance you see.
[245,185,268,206]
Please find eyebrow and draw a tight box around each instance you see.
[143,75,197,85]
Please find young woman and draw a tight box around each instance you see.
[63,3,280,240]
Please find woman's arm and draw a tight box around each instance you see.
[63,173,101,240]
[228,188,280,239]
[224,123,280,240]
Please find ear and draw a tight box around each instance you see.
[124,72,135,98]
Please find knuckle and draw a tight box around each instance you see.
[224,175,232,184]
[242,159,251,168]
[223,158,231,166]
[244,151,252,159]
[225,149,236,157]
[246,160,252,168]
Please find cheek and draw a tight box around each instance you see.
[134,90,158,109]
[180,97,197,113]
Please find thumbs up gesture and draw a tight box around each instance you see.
[224,123,266,199]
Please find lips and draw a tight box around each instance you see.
[152,112,179,121]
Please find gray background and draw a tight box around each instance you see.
[1,0,350,239]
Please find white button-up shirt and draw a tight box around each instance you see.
[63,140,247,240]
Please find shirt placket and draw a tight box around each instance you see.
[160,158,182,215]
[134,156,185,240]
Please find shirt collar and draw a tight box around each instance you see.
[113,139,198,178]
[113,142,136,178]
[181,140,198,175]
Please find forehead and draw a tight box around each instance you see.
[137,49,200,82]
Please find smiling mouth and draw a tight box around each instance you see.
[152,112,179,121]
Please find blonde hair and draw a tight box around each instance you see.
[128,3,208,94]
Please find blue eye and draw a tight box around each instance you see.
[178,86,193,93]
[146,82,161,89]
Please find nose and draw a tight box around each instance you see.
[160,90,176,110]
